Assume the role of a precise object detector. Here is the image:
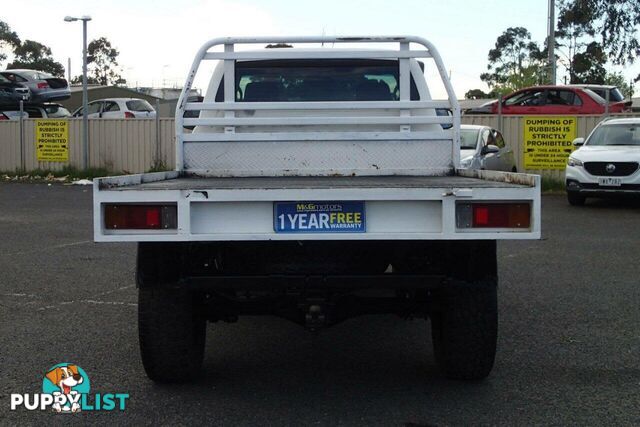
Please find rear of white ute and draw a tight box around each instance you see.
[93,36,541,383]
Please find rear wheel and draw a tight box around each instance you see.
[429,241,498,380]
[137,243,206,383]
[139,288,206,382]
[430,278,498,380]
[567,192,586,206]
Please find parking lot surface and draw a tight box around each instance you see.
[1,183,639,425]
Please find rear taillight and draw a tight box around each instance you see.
[104,204,177,230]
[124,111,135,119]
[456,202,531,229]
[0,113,8,120]
[37,82,49,89]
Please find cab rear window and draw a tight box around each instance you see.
[215,60,419,102]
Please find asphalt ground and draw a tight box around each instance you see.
[0,182,639,426]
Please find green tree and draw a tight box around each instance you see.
[464,88,498,99]
[70,75,100,85]
[560,0,640,81]
[605,72,634,98]
[556,0,595,82]
[87,37,125,86]
[7,40,64,76]
[480,27,547,94]
[571,41,607,83]
[0,20,21,67]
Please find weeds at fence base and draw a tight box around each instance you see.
[542,177,565,193]
[147,160,170,173]
[1,166,112,183]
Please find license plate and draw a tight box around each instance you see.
[598,177,622,187]
[274,201,366,233]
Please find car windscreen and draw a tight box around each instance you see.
[609,88,625,102]
[126,100,154,112]
[36,72,55,79]
[0,74,9,83]
[587,124,640,146]
[460,129,479,149]
[504,89,544,106]
[232,59,403,102]
[45,105,70,117]
[583,89,606,105]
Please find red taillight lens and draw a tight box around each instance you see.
[0,113,8,120]
[104,204,177,230]
[457,202,531,229]
[37,82,49,89]
[124,111,135,119]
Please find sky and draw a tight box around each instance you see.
[2,0,639,99]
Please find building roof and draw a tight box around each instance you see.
[68,85,161,99]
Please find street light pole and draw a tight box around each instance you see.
[82,17,89,170]
[547,0,556,85]
[64,15,92,170]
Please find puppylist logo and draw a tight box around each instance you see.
[10,363,129,413]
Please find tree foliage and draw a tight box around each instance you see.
[559,0,640,81]
[480,27,547,94]
[556,0,595,82]
[0,20,20,66]
[571,41,607,83]
[7,40,64,76]
[87,37,125,86]
[464,88,499,99]
[70,75,100,85]
[605,72,634,98]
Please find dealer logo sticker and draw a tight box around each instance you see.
[10,363,129,413]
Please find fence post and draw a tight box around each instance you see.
[497,95,503,131]
[19,100,25,172]
[155,99,161,168]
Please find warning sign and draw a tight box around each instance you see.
[523,116,577,170]
[36,119,69,162]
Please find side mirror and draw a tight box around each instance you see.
[482,144,500,155]
[572,137,585,147]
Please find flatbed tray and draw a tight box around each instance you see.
[103,174,529,191]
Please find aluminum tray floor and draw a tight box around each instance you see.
[106,175,528,191]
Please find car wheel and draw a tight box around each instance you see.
[137,243,206,383]
[567,192,586,206]
[430,278,498,381]
[139,288,206,383]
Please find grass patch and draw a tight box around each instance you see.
[541,177,565,193]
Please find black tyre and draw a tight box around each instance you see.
[567,192,586,206]
[136,243,206,383]
[430,278,498,380]
[139,288,206,382]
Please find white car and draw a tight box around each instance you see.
[565,117,640,205]
[459,124,517,172]
[72,98,156,119]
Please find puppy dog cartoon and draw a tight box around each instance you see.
[45,365,84,413]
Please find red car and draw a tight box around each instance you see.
[468,85,632,115]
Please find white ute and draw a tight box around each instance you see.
[93,36,541,382]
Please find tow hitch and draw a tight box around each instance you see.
[305,304,326,332]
